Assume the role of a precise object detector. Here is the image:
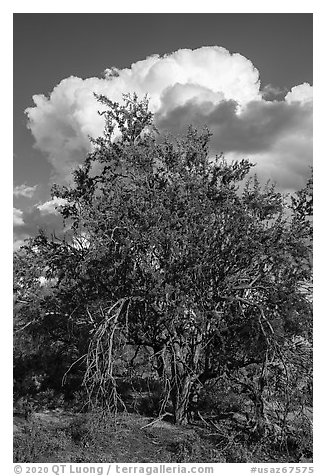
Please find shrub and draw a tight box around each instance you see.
[14,421,68,463]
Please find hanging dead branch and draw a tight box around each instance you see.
[82,298,129,414]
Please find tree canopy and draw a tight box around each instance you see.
[14,94,312,428]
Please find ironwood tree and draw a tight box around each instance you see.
[14,94,312,426]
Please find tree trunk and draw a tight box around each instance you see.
[253,394,269,435]
[153,345,165,380]
[168,321,203,425]
[171,374,193,425]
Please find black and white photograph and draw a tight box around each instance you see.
[12,10,313,466]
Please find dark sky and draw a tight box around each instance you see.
[14,13,312,186]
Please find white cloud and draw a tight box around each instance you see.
[13,207,24,226]
[37,197,67,216]
[25,46,261,181]
[25,46,312,193]
[13,238,27,251]
[156,86,313,191]
[13,199,68,251]
[13,184,37,198]
[71,232,90,250]
[285,83,313,105]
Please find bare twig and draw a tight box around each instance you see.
[14,321,34,333]
[140,412,173,429]
[62,353,87,386]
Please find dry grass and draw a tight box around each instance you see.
[14,410,218,463]
[14,408,312,463]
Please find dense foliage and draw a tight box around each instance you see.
[14,94,312,458]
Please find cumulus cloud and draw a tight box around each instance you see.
[285,83,313,105]
[156,87,312,191]
[13,238,28,252]
[14,207,28,250]
[25,46,312,192]
[25,46,261,180]
[13,184,38,198]
[13,207,25,226]
[37,197,67,216]
[13,199,67,250]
